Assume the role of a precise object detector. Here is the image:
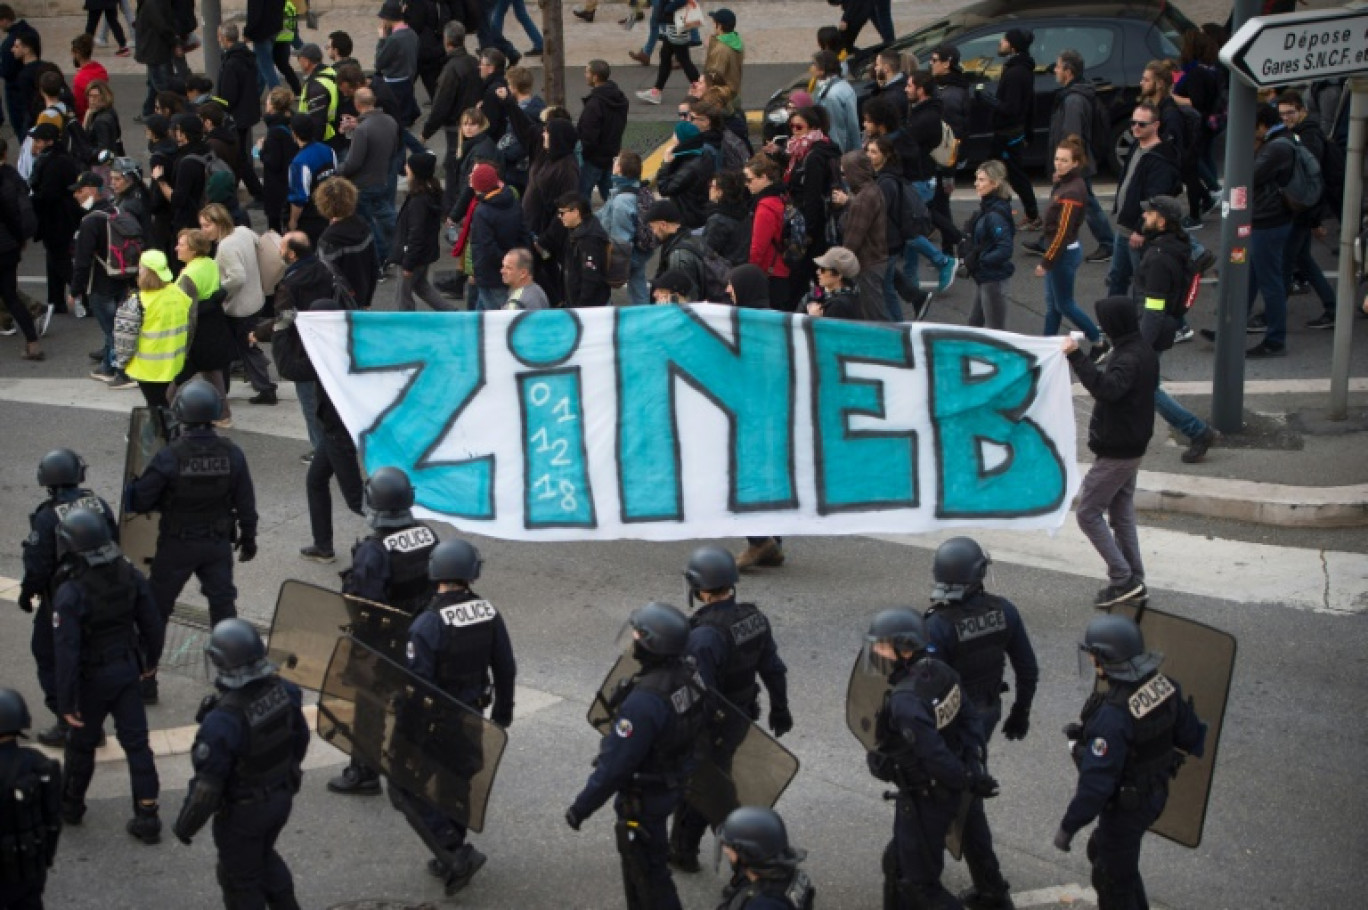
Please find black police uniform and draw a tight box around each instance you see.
[570,657,709,910]
[0,739,62,909]
[344,520,439,658]
[925,591,1038,738]
[1060,671,1206,909]
[722,873,815,910]
[179,675,310,909]
[869,657,990,910]
[672,597,790,861]
[126,426,257,626]
[53,554,165,817]
[399,589,516,861]
[19,489,117,722]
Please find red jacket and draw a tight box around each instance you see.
[73,62,108,121]
[748,190,789,278]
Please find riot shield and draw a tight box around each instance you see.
[845,652,889,753]
[1103,604,1235,849]
[119,407,166,573]
[316,636,507,833]
[588,652,800,822]
[266,580,412,692]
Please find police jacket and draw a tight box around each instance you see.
[687,597,788,713]
[569,657,708,818]
[925,591,1038,712]
[1060,670,1206,836]
[870,657,983,792]
[1251,127,1295,230]
[53,559,164,715]
[345,522,438,614]
[71,200,132,299]
[424,47,482,139]
[0,740,62,881]
[192,676,309,801]
[407,588,517,725]
[1113,140,1181,234]
[722,868,815,910]
[991,54,1035,136]
[21,489,118,605]
[126,428,258,542]
[1066,296,1158,460]
[216,43,261,129]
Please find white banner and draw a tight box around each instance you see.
[297,306,1080,541]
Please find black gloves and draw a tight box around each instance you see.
[1002,703,1030,741]
[971,774,1000,799]
[768,706,793,738]
[236,538,257,563]
[866,751,895,783]
[1063,722,1084,741]
[195,694,220,724]
[564,806,584,831]
[492,711,513,729]
[17,589,34,613]
[1053,827,1073,852]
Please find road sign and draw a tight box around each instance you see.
[1220,7,1368,89]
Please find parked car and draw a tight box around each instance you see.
[762,0,1201,174]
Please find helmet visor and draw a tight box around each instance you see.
[860,639,897,676]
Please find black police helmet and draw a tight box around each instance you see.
[865,608,928,656]
[429,539,482,583]
[365,466,415,513]
[171,378,224,425]
[718,806,804,872]
[57,507,115,560]
[0,688,32,737]
[629,602,690,657]
[206,618,273,689]
[1081,614,1162,683]
[684,546,739,593]
[37,448,87,488]
[931,536,989,602]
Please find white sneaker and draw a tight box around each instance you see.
[94,35,110,47]
[1173,325,1195,344]
[38,304,53,338]
[635,88,661,105]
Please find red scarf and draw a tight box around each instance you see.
[452,196,481,259]
[784,129,828,183]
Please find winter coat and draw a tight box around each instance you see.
[166,139,211,233]
[392,190,443,271]
[874,170,906,252]
[787,137,841,258]
[1113,140,1181,234]
[318,215,379,308]
[375,27,419,82]
[802,284,862,320]
[217,43,262,129]
[217,225,265,317]
[1040,170,1087,271]
[1133,227,1190,350]
[523,120,580,238]
[271,254,335,320]
[904,97,944,181]
[964,195,1015,285]
[564,216,612,307]
[29,149,81,244]
[934,71,972,140]
[259,113,297,226]
[135,0,178,66]
[87,108,124,158]
[471,185,528,288]
[705,199,750,268]
[71,200,130,299]
[991,53,1035,135]
[815,76,860,154]
[745,185,788,277]
[1047,80,1100,178]
[446,130,498,223]
[337,108,397,189]
[656,135,715,230]
[598,179,642,247]
[704,33,744,95]
[836,151,887,268]
[424,48,482,139]
[1067,296,1158,460]
[1251,129,1295,229]
[479,73,510,142]
[578,81,630,170]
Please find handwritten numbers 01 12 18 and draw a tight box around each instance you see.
[520,371,596,528]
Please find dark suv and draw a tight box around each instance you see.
[762,0,1199,174]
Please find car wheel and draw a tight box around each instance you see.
[1108,122,1135,177]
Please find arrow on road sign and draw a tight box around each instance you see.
[1220,7,1368,89]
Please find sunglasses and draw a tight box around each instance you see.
[1130,119,1154,127]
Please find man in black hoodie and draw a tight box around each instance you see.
[215,23,264,199]
[28,124,81,315]
[990,27,1038,228]
[557,192,611,307]
[152,113,211,239]
[577,59,628,204]
[1063,296,1158,608]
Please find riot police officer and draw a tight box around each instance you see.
[125,379,258,629]
[51,508,165,844]
[398,539,516,895]
[716,806,814,910]
[329,466,439,796]
[174,619,310,910]
[565,602,709,910]
[1054,614,1207,909]
[669,546,791,873]
[0,689,62,909]
[863,608,999,910]
[20,448,119,745]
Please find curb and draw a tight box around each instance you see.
[1134,472,1368,528]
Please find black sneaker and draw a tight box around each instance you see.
[1021,239,1046,257]
[88,348,105,362]
[1095,577,1146,607]
[1306,313,1335,330]
[427,858,450,878]
[299,545,336,563]
[445,845,487,895]
[1180,216,1203,231]
[1181,427,1219,463]
[1288,280,1309,296]
[959,886,1016,910]
[1084,246,1112,263]
[1246,314,1266,333]
[1246,341,1286,358]
[249,389,278,405]
[1193,249,1217,275]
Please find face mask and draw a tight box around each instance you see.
[80,195,96,210]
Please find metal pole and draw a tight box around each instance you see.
[542,0,565,109]
[1329,78,1366,420]
[202,0,223,82]
[1211,0,1262,434]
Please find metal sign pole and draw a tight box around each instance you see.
[1329,78,1366,421]
[1211,0,1262,433]
[202,0,223,82]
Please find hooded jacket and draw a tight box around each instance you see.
[992,52,1036,135]
[704,31,744,95]
[1112,139,1181,234]
[424,47,482,139]
[318,215,378,308]
[71,199,130,298]
[564,215,612,307]
[578,80,630,170]
[1047,80,1100,178]
[1067,296,1158,460]
[656,131,716,230]
[837,151,887,268]
[743,183,786,276]
[1251,125,1294,229]
[446,129,498,223]
[217,43,261,129]
[29,147,81,243]
[392,188,443,271]
[904,97,945,180]
[965,195,1015,285]
[727,263,770,309]
[135,0,178,66]
[706,196,750,267]
[471,184,528,288]
[934,70,972,140]
[168,139,211,232]
[524,119,580,238]
[1133,227,1190,351]
[788,136,841,259]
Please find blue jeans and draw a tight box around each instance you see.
[903,236,948,286]
[1283,221,1335,312]
[1105,236,1142,297]
[88,290,120,370]
[357,184,397,266]
[1083,175,1115,250]
[492,0,543,49]
[142,61,174,116]
[881,259,905,321]
[470,285,510,311]
[1155,386,1207,440]
[1248,221,1291,348]
[579,162,611,205]
[628,249,650,306]
[642,0,662,55]
[1044,245,1100,341]
[296,380,323,450]
[253,40,280,91]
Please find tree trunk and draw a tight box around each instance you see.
[541,0,566,108]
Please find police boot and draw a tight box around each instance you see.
[125,801,162,845]
[140,675,159,705]
[667,823,701,873]
[959,885,1015,909]
[444,844,487,895]
[326,760,381,795]
[37,716,69,748]
[60,799,86,826]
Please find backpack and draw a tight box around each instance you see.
[678,236,731,303]
[633,185,660,253]
[897,179,932,242]
[185,151,236,205]
[93,207,145,279]
[929,118,960,169]
[778,198,811,267]
[1276,135,1324,212]
[1087,92,1112,170]
[604,237,632,289]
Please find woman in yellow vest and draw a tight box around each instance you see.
[173,228,236,427]
[124,250,193,409]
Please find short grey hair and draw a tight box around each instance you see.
[1057,49,1085,81]
[444,21,466,47]
[218,22,239,43]
[506,248,533,273]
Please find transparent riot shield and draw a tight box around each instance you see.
[265,580,412,692]
[588,651,800,823]
[316,636,507,833]
[119,407,166,573]
[1104,604,1235,849]
[845,651,889,752]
